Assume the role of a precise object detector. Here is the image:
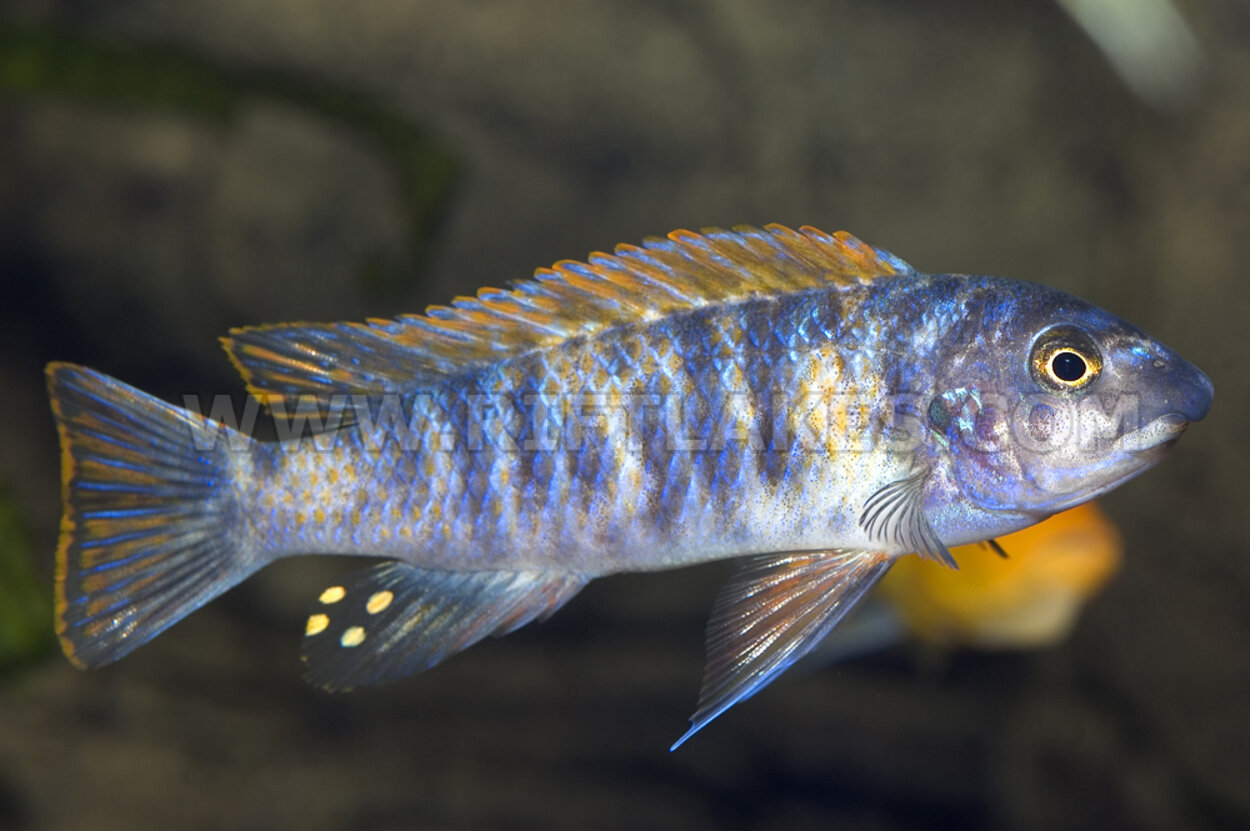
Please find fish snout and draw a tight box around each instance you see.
[1137,348,1213,426]
[1173,362,1214,423]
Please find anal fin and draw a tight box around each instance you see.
[672,549,893,749]
[301,562,586,690]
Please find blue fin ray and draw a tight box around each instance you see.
[46,363,261,668]
[672,549,893,750]
[221,226,910,407]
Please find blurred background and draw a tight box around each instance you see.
[0,1,1247,829]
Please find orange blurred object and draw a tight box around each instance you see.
[876,502,1123,649]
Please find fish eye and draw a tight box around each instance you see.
[1030,326,1102,392]
[1051,350,1087,382]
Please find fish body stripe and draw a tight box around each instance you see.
[238,276,964,573]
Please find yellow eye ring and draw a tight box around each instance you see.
[1030,327,1102,392]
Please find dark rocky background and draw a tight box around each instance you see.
[0,2,1246,829]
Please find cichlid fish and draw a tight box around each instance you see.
[878,500,1123,650]
[807,501,1125,667]
[46,225,1212,748]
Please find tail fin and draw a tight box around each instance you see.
[46,363,261,668]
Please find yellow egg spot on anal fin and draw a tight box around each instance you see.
[305,613,330,636]
[366,590,394,614]
[340,626,366,648]
[319,586,346,604]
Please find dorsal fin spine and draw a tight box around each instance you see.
[222,224,911,403]
[478,293,569,334]
[607,245,697,303]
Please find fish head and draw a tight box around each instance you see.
[926,280,1212,524]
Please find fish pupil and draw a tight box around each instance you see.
[1052,351,1087,382]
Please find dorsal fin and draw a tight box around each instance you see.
[222,224,911,404]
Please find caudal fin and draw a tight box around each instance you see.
[46,363,260,668]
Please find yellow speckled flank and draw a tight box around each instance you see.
[340,626,366,648]
[319,586,346,604]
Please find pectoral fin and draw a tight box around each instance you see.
[301,562,587,690]
[860,468,955,567]
[672,549,893,750]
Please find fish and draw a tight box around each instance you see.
[807,501,1124,665]
[878,500,1123,649]
[45,224,1213,749]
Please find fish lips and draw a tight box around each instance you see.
[1091,348,1213,473]
[1080,411,1193,495]
[1113,412,1190,458]
[1021,412,1195,517]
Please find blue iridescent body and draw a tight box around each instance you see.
[46,225,1212,746]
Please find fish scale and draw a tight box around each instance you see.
[239,295,795,570]
[44,224,1211,747]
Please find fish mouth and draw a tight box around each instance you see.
[1113,413,1189,457]
[1019,414,1190,518]
[1077,413,1189,499]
